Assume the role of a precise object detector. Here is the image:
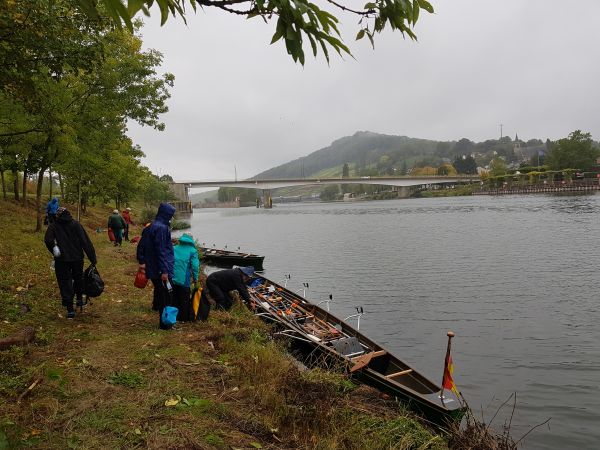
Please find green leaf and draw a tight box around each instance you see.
[364,2,377,10]
[356,29,365,41]
[250,443,263,449]
[417,0,434,13]
[412,0,420,23]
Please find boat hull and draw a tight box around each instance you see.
[200,248,265,270]
[246,276,466,427]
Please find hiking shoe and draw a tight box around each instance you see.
[66,311,76,319]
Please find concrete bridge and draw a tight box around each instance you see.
[171,176,478,208]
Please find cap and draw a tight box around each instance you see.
[239,266,255,278]
[113,209,119,214]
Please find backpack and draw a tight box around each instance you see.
[83,265,104,298]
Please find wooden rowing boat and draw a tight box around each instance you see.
[199,247,265,271]
[246,275,466,427]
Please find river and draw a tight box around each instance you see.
[187,194,600,449]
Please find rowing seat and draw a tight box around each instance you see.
[385,369,413,379]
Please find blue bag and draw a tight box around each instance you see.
[161,306,179,328]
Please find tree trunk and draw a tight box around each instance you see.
[1,169,6,200]
[48,167,53,198]
[77,179,81,221]
[22,167,27,207]
[12,169,19,202]
[35,167,46,232]
[58,172,64,199]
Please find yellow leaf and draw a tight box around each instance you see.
[164,398,179,407]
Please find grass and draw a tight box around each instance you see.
[0,199,457,449]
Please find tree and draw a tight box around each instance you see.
[454,138,474,154]
[78,0,434,64]
[342,163,350,178]
[453,155,477,174]
[489,157,507,177]
[1,3,173,230]
[546,130,599,171]
[320,184,339,201]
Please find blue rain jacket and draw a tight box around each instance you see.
[136,203,176,279]
[46,198,59,215]
[172,234,200,288]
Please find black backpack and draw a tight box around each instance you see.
[83,265,104,298]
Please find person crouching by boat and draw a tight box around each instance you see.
[172,233,200,321]
[198,266,254,321]
[107,209,126,246]
[136,203,176,329]
[44,207,97,319]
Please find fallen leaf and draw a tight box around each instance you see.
[134,428,142,435]
[164,398,179,407]
[250,442,263,449]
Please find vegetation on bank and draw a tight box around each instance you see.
[0,200,456,449]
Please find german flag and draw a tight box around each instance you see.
[442,354,459,394]
[441,331,460,398]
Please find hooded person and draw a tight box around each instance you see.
[136,203,176,329]
[171,233,200,321]
[107,209,127,246]
[44,207,97,318]
[198,266,254,321]
[45,197,59,225]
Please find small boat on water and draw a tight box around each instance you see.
[199,247,265,271]
[246,275,466,427]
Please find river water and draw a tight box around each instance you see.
[188,195,600,449]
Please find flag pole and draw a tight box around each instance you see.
[440,330,454,403]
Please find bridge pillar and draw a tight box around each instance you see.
[262,189,273,209]
[396,186,412,199]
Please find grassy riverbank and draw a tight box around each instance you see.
[0,200,448,449]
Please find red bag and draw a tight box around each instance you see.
[108,228,115,242]
[134,268,148,289]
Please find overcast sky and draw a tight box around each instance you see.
[127,0,600,182]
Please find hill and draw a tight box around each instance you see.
[254,131,547,181]
[255,131,440,179]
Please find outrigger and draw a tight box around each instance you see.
[246,275,466,427]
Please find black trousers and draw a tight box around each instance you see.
[151,278,172,329]
[124,224,129,241]
[173,284,192,321]
[54,260,84,311]
[206,278,235,310]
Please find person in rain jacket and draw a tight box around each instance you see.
[44,207,97,318]
[171,233,200,321]
[122,207,134,241]
[198,266,254,321]
[45,197,59,224]
[107,209,127,246]
[136,203,176,329]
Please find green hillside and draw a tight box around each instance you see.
[254,131,547,181]
[255,131,441,179]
